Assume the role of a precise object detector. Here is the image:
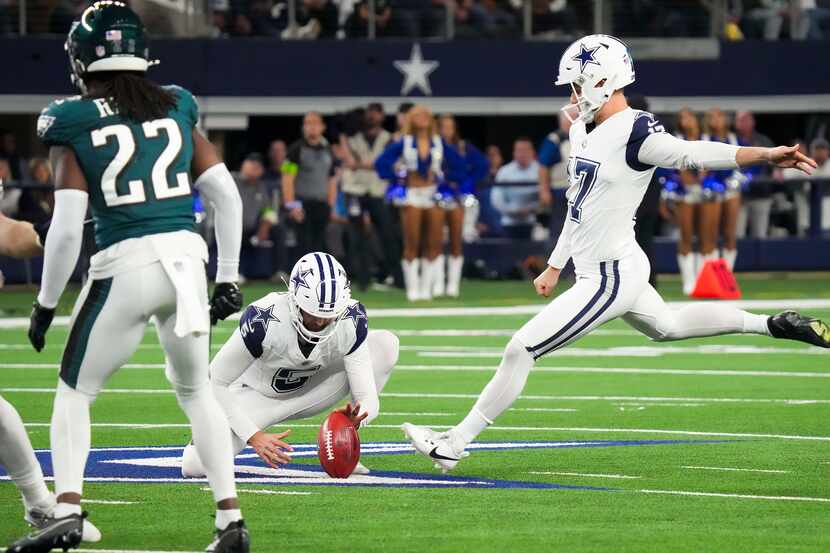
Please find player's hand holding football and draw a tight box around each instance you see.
[534,266,561,298]
[336,402,368,430]
[248,429,293,469]
[766,145,817,174]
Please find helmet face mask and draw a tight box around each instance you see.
[287,253,352,345]
[555,35,635,125]
[64,1,156,94]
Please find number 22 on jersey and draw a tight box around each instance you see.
[568,157,600,223]
[90,117,190,207]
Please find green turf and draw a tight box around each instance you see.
[1,275,829,552]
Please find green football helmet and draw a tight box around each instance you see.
[65,1,158,93]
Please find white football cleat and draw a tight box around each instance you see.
[351,461,371,475]
[401,423,468,473]
[26,506,102,542]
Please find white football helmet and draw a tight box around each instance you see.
[287,252,352,344]
[555,34,635,124]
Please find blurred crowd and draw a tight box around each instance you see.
[2,0,829,40]
[1,103,829,298]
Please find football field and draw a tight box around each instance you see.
[1,276,829,552]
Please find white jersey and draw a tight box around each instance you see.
[549,107,741,269]
[233,292,369,398]
[209,292,375,441]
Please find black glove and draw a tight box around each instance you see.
[28,301,56,352]
[210,282,243,325]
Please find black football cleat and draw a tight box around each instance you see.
[6,511,84,553]
[768,311,830,348]
[205,520,250,553]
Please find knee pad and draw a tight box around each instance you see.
[502,337,535,373]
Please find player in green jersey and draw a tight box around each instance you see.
[10,2,249,552]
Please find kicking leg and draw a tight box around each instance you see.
[623,284,828,348]
[623,284,769,341]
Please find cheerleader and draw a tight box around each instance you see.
[702,108,740,270]
[375,105,466,301]
[434,114,489,297]
[673,109,707,295]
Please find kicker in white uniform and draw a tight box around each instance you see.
[403,34,829,473]
[181,252,399,476]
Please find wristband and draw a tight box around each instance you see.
[285,200,303,210]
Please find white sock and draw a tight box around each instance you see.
[54,502,82,518]
[181,441,206,478]
[50,380,93,498]
[419,258,435,300]
[723,248,737,271]
[401,259,420,301]
[0,397,53,510]
[451,338,533,445]
[432,254,446,297]
[677,254,694,295]
[176,386,237,504]
[446,256,464,297]
[743,312,771,335]
[215,508,242,530]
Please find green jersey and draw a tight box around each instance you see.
[37,86,198,249]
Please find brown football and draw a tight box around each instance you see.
[317,411,360,478]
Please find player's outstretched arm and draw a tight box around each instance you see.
[29,147,89,352]
[736,144,817,174]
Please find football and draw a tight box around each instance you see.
[317,411,360,478]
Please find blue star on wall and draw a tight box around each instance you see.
[250,304,279,333]
[572,43,601,72]
[344,303,367,328]
[291,268,313,291]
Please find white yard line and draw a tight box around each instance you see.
[397,365,830,378]
[681,466,790,474]
[5,387,830,410]
[200,487,313,496]
[2,298,829,329]
[415,345,827,358]
[614,402,706,407]
[6,363,828,379]
[81,499,138,505]
[391,329,639,337]
[20,421,830,441]
[510,407,578,413]
[529,471,640,479]
[639,489,830,503]
[5,388,830,406]
[382,392,830,405]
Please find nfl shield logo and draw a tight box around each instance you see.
[95,46,106,57]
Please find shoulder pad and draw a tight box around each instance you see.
[239,297,283,358]
[37,96,88,146]
[343,301,369,355]
[626,111,665,172]
[164,85,199,128]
